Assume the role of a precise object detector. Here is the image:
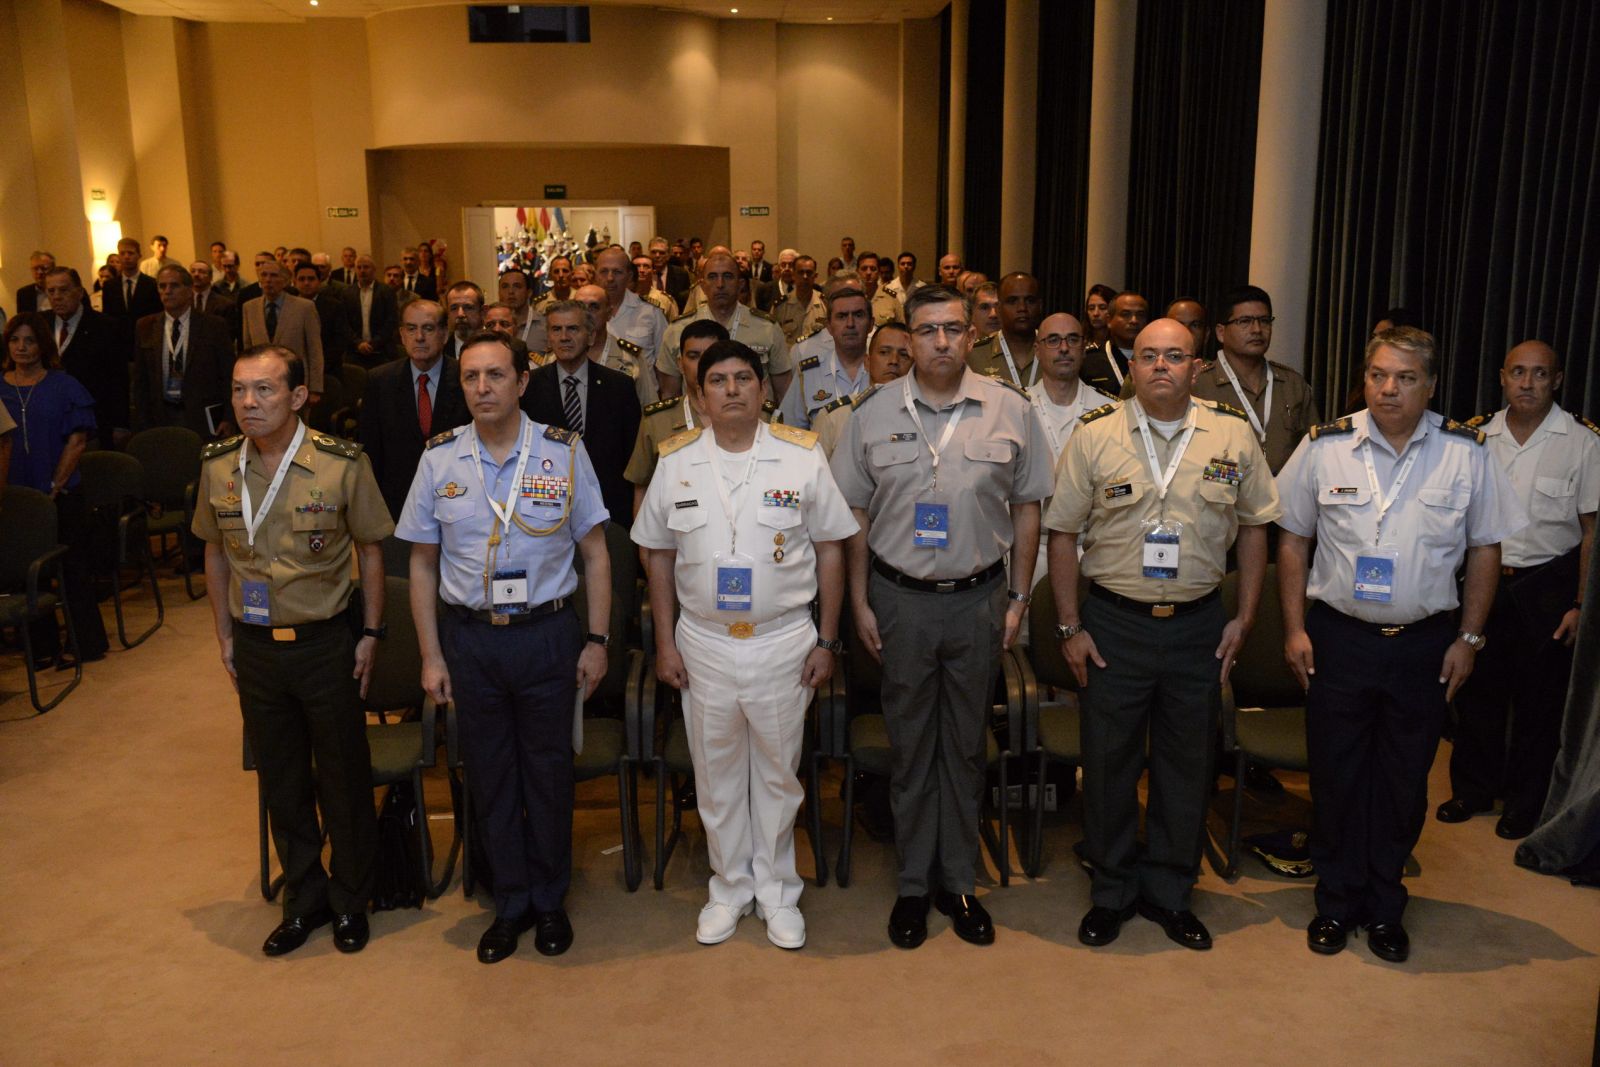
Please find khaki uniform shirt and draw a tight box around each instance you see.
[831,370,1055,579]
[869,288,901,327]
[882,277,924,308]
[1190,356,1318,474]
[641,287,677,320]
[1046,398,1282,602]
[657,304,792,385]
[191,431,394,625]
[967,333,1043,389]
[774,289,827,344]
[815,391,863,459]
[625,394,774,488]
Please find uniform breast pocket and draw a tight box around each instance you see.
[757,506,802,533]
[1098,479,1146,511]
[964,439,1014,465]
[667,505,708,534]
[1417,485,1469,544]
[434,496,475,525]
[1532,475,1575,521]
[869,441,920,470]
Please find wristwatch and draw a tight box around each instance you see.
[362,625,387,640]
[1007,590,1032,605]
[1054,622,1084,640]
[816,636,844,653]
[585,632,611,648]
[1456,630,1487,650]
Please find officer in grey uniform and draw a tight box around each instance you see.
[1275,326,1524,963]
[397,330,613,964]
[778,276,874,430]
[1047,319,1280,953]
[816,322,912,459]
[831,285,1054,950]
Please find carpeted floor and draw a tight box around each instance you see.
[3,578,1597,1066]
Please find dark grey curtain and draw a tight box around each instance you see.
[1306,0,1600,421]
[961,0,1006,278]
[1123,0,1264,312]
[1031,0,1096,313]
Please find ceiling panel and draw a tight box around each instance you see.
[96,0,946,25]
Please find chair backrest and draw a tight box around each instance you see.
[364,574,425,714]
[77,450,145,514]
[340,362,369,402]
[1220,563,1304,708]
[126,426,204,508]
[0,486,59,591]
[1026,570,1088,691]
[305,377,345,432]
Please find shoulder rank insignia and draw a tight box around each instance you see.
[990,374,1029,398]
[1578,414,1600,437]
[1079,402,1119,425]
[821,394,854,414]
[200,434,244,461]
[798,354,821,371]
[769,422,819,450]
[749,307,776,323]
[425,427,461,450]
[1307,417,1355,440]
[310,433,362,459]
[644,396,679,417]
[970,333,997,350]
[1463,412,1492,428]
[1209,400,1249,420]
[544,425,579,445]
[659,427,702,456]
[762,399,777,414]
[615,337,642,355]
[1443,419,1486,445]
[795,326,822,343]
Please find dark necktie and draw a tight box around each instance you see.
[563,375,583,435]
[170,317,184,375]
[125,278,134,306]
[417,374,433,437]
[58,319,69,351]
[265,300,279,340]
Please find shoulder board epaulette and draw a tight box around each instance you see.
[425,427,461,450]
[615,337,642,355]
[200,435,244,461]
[1209,400,1248,420]
[1307,418,1354,440]
[1463,413,1492,428]
[749,307,776,323]
[1577,414,1600,437]
[769,422,819,450]
[798,354,820,371]
[761,399,778,419]
[989,374,1029,398]
[821,394,854,414]
[544,425,579,445]
[1079,403,1118,425]
[795,326,822,343]
[851,383,885,407]
[310,433,361,459]
[970,333,997,349]
[659,427,701,456]
[643,396,679,417]
[1443,419,1486,445]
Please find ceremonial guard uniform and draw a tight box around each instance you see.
[777,330,870,430]
[395,416,610,941]
[1190,357,1317,473]
[774,288,826,345]
[1047,398,1279,927]
[1448,408,1600,833]
[967,334,1043,389]
[193,428,393,932]
[659,305,792,394]
[625,395,776,491]
[831,372,1053,907]
[632,421,857,941]
[1275,410,1524,938]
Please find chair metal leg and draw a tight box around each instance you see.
[181,526,204,601]
[618,760,641,892]
[808,751,829,888]
[835,754,856,888]
[114,515,162,649]
[29,581,82,715]
[978,761,1007,888]
[1028,749,1049,878]
[652,757,669,891]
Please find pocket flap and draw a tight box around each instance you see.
[963,439,1012,463]
[869,441,920,467]
[1418,487,1468,510]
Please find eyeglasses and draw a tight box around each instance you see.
[911,322,968,340]
[1038,333,1084,348]
[1223,315,1275,329]
[1133,350,1194,366]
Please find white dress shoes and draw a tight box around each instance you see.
[696,900,754,945]
[756,903,806,949]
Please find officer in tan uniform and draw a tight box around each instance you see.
[193,344,394,957]
[633,253,679,320]
[774,255,827,344]
[815,323,912,459]
[832,285,1054,951]
[1046,318,1280,953]
[657,248,792,402]
[854,252,905,326]
[966,272,1045,388]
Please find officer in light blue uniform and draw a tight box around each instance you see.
[777,277,875,430]
[397,330,613,964]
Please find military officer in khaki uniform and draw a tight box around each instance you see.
[1046,318,1280,953]
[633,253,679,320]
[1189,286,1317,474]
[966,272,1045,389]
[774,255,827,344]
[853,252,904,326]
[816,323,912,459]
[194,344,394,957]
[832,285,1054,951]
[657,248,792,403]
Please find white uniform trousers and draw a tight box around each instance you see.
[676,609,814,910]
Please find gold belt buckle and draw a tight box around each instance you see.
[728,621,755,639]
[1151,603,1176,619]
[271,627,296,642]
[491,613,510,626]
[1379,625,1403,637]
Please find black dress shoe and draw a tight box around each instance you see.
[532,909,573,957]
[1435,798,1492,823]
[1078,903,1138,946]
[1137,902,1213,950]
[888,894,930,949]
[934,891,995,945]
[1495,813,1535,840]
[477,915,532,964]
[262,908,333,956]
[1366,922,1409,962]
[1306,914,1348,955]
[332,912,370,954]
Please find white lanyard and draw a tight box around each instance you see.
[998,335,1038,388]
[704,424,764,553]
[827,350,867,402]
[1032,383,1081,459]
[1105,347,1126,388]
[239,421,307,547]
[682,396,696,431]
[1360,436,1422,544]
[902,375,966,483]
[1216,355,1273,444]
[468,418,536,543]
[1131,400,1197,501]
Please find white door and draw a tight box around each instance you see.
[621,207,656,252]
[462,207,498,288]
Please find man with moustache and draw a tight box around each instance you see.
[656,249,792,403]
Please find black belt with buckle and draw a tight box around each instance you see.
[872,557,1005,594]
[234,615,347,643]
[1088,583,1219,619]
[1315,602,1448,638]
[452,598,568,626]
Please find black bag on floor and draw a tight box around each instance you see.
[370,781,426,910]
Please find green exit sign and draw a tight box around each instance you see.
[739,205,770,217]
[544,184,567,199]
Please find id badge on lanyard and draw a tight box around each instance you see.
[713,551,755,611]
[1141,519,1182,579]
[1354,547,1399,603]
[492,568,531,615]
[903,378,963,550]
[241,580,271,625]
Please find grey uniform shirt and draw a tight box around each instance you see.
[1275,409,1527,623]
[830,369,1054,579]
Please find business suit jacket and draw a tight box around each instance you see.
[523,360,641,525]
[58,307,128,448]
[241,294,326,393]
[311,289,357,375]
[17,285,46,314]
[212,278,243,300]
[359,355,471,519]
[348,283,400,366]
[662,264,692,313]
[101,273,162,356]
[132,310,234,437]
[331,267,358,286]
[400,273,437,301]
[192,289,234,321]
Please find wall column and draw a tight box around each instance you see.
[1247,0,1327,372]
[998,0,1038,274]
[1083,0,1137,290]
[945,0,969,260]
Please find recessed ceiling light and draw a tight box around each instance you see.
[309,0,318,6]
[730,6,738,11]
